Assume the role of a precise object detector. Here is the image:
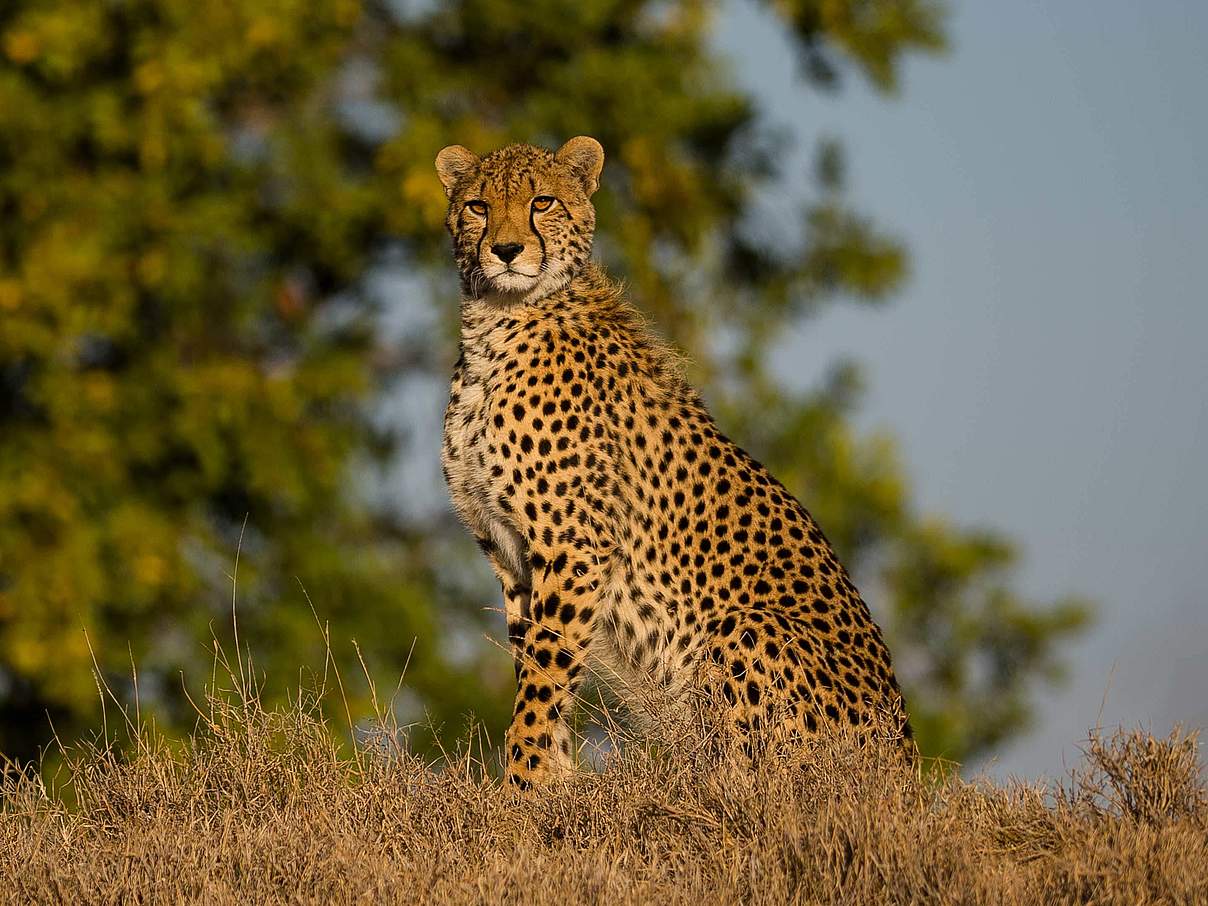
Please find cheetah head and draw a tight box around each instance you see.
[435,137,604,304]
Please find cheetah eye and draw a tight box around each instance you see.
[465,200,488,216]
[532,196,555,212]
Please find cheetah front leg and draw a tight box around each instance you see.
[503,540,603,789]
[480,543,533,680]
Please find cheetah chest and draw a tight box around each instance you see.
[441,357,528,577]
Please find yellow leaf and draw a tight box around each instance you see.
[0,279,21,311]
[134,553,167,588]
[134,61,164,94]
[2,29,39,64]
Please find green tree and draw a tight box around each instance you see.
[0,0,1088,764]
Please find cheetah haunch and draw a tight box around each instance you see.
[437,137,910,788]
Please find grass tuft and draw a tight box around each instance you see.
[1,669,1204,904]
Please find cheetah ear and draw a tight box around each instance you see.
[435,145,479,198]
[555,136,605,196]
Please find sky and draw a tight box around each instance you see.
[714,0,1208,778]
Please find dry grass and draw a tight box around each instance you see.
[1,672,1205,906]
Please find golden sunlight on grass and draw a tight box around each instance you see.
[1,660,1204,904]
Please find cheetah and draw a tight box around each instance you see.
[437,136,911,788]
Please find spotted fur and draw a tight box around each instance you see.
[437,138,910,788]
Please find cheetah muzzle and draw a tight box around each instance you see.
[437,136,911,789]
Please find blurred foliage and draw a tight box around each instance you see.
[0,0,1088,764]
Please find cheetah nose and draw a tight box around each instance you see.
[491,242,524,264]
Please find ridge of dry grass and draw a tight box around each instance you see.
[1,674,1205,906]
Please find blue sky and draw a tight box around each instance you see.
[715,0,1208,777]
